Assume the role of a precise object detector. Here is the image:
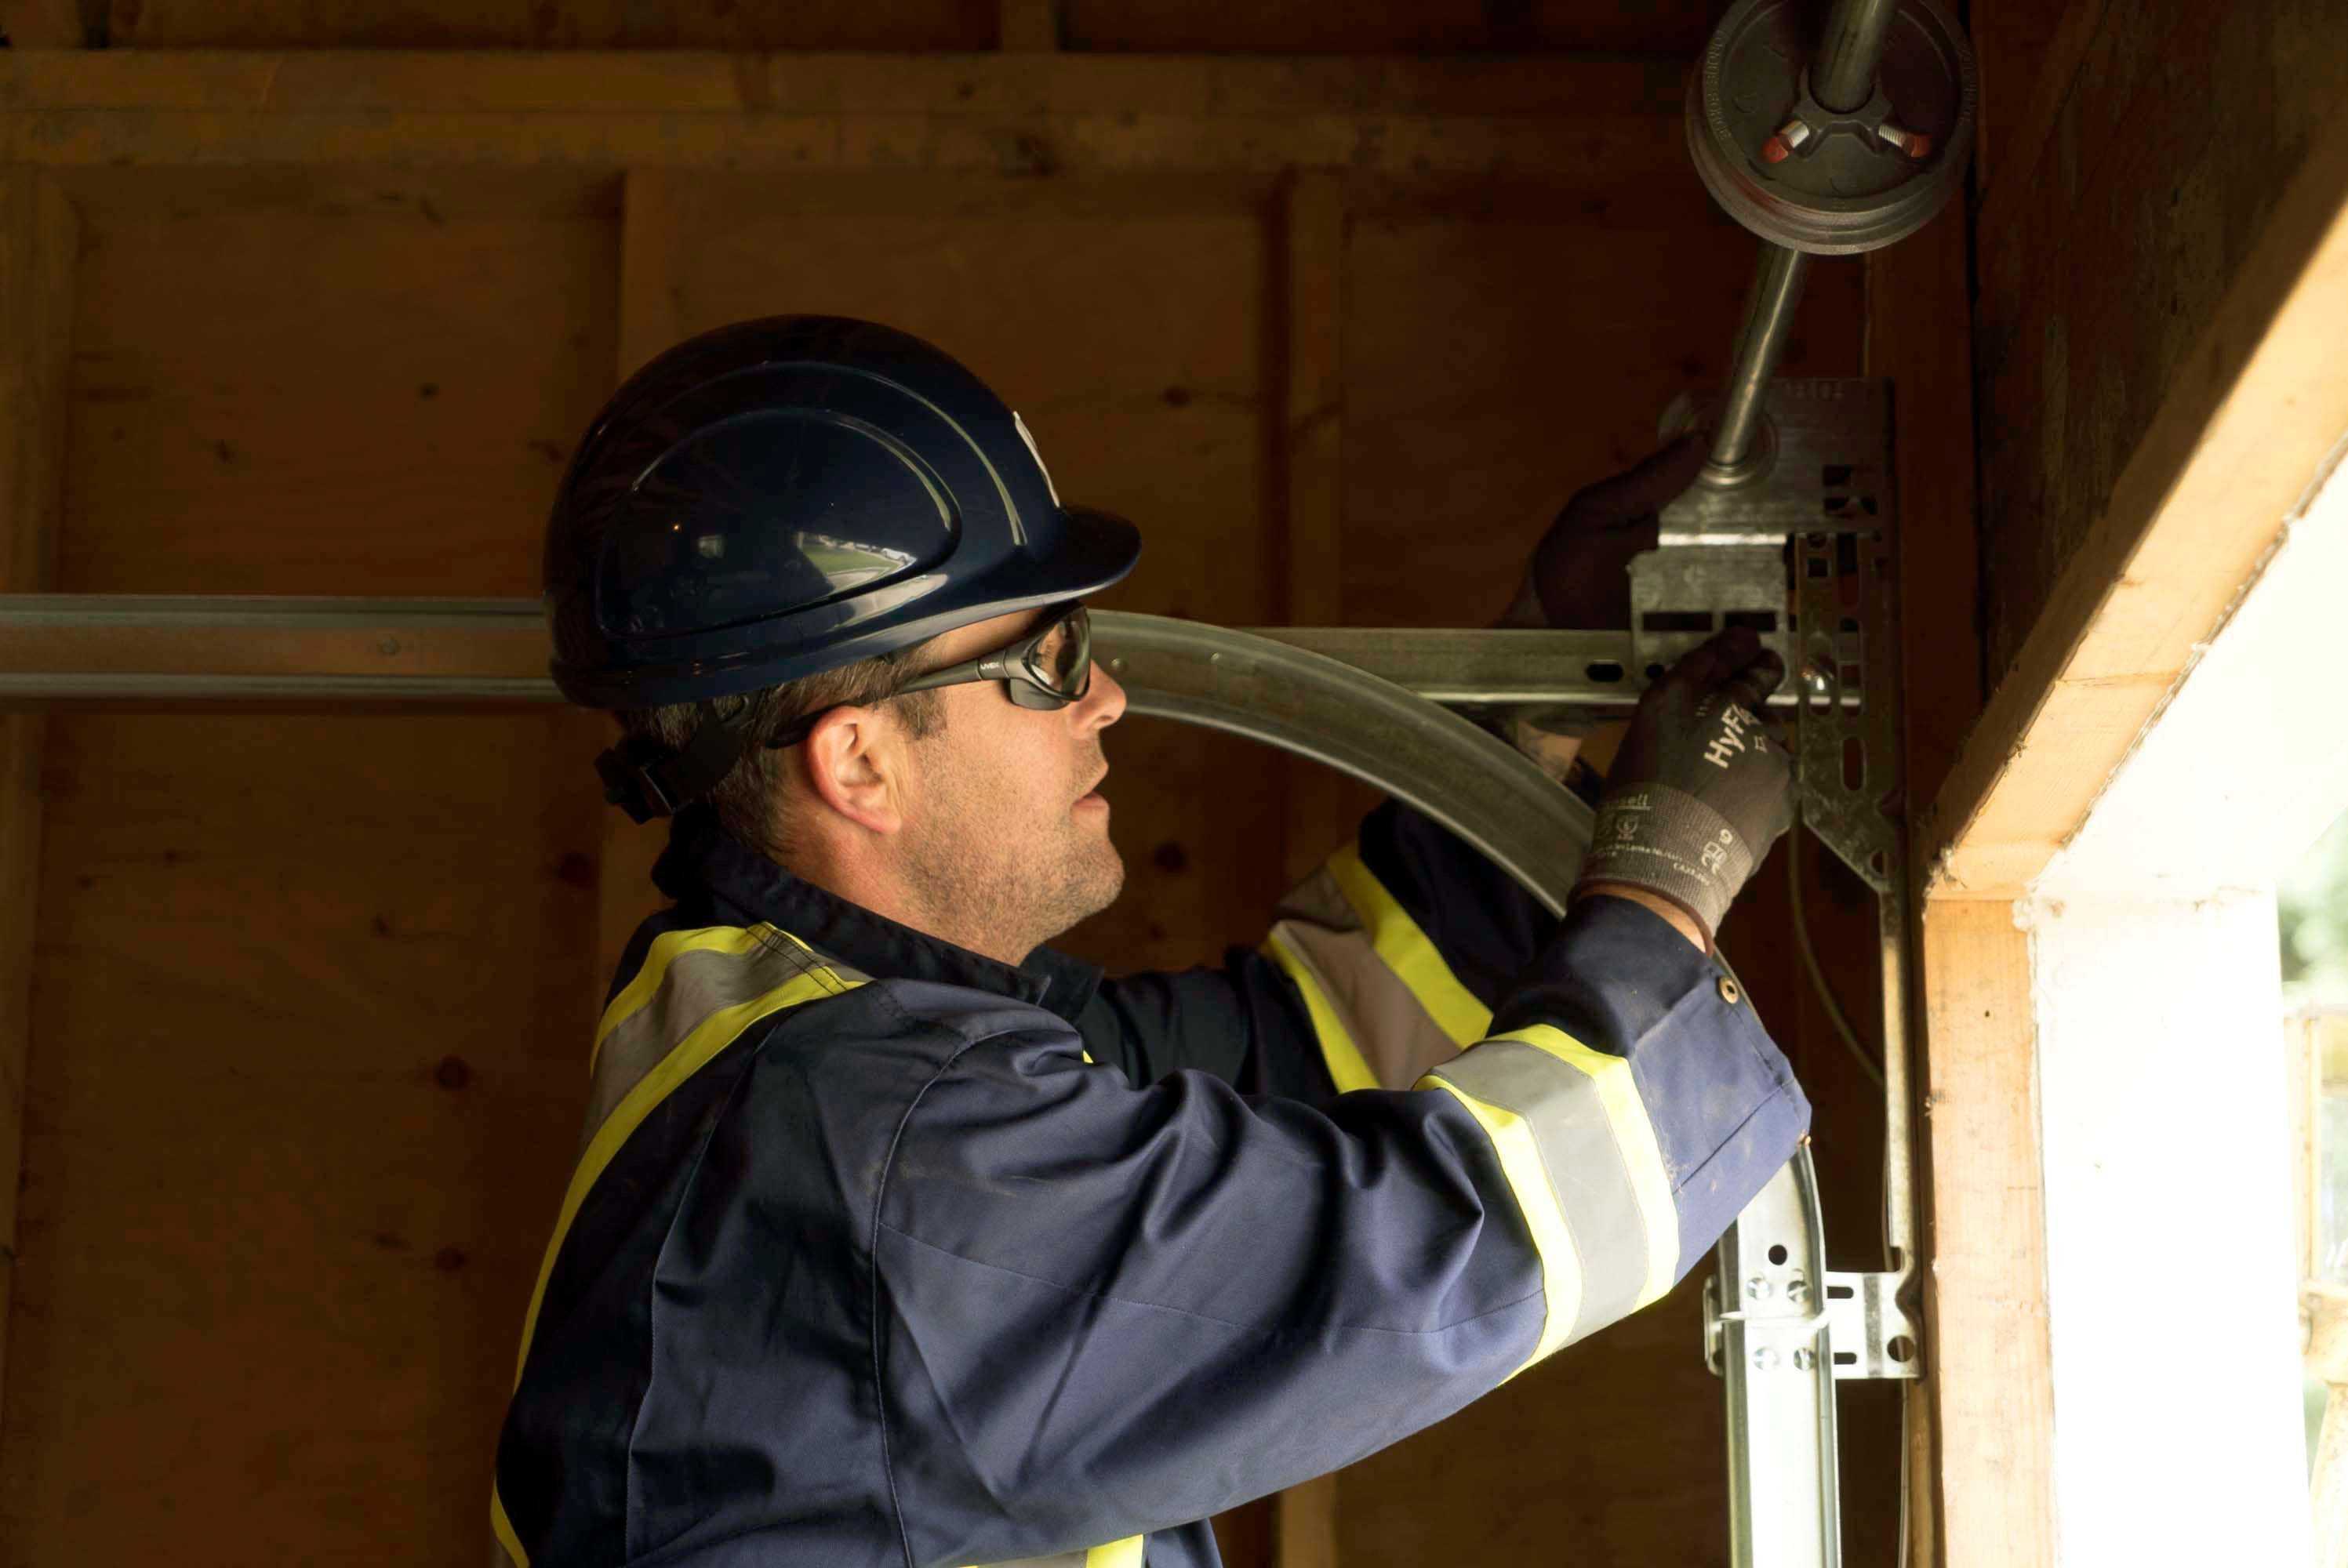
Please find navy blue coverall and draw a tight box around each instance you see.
[492,801,1809,1567]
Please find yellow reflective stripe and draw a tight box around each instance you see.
[1490,1023,1678,1309]
[1325,842,1493,1047]
[1417,1073,1586,1374]
[590,923,781,1073]
[511,964,864,1386]
[490,1483,528,1566]
[960,1535,1145,1568]
[1262,931,1379,1094]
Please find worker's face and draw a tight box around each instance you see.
[892,606,1129,954]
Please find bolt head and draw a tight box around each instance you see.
[1751,1348,1780,1371]
[1746,1276,1773,1301]
[1792,1348,1817,1370]
[1786,1276,1809,1302]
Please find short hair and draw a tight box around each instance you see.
[614,646,946,861]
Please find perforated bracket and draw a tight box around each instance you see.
[1820,1269,1921,1381]
[1642,378,1901,891]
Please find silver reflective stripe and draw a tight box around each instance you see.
[1270,864,1463,1091]
[1429,1039,1652,1340]
[582,927,866,1154]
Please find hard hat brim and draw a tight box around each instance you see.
[552,503,1142,710]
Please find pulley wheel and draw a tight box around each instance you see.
[1687,0,1976,256]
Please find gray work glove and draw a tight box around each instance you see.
[1494,435,1711,764]
[1572,626,1793,949]
[1496,433,1708,635]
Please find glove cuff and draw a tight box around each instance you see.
[1572,783,1757,941]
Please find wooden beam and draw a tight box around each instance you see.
[0,50,1683,180]
[1268,169,1348,1567]
[0,0,94,48]
[1277,169,1349,889]
[1917,898,2055,1568]
[1273,1472,1336,1568]
[1866,206,1981,816]
[998,0,1059,53]
[1867,197,1982,1568]
[0,169,76,1457]
[1921,97,2348,899]
[1968,0,2110,205]
[591,169,691,985]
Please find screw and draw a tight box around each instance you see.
[1792,1348,1817,1370]
[1761,118,1815,164]
[1752,1348,1780,1371]
[1877,121,1935,160]
[1746,1276,1773,1301]
[378,637,402,656]
[1803,662,1834,699]
[1786,1276,1810,1303]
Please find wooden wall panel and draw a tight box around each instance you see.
[56,168,618,597]
[1971,0,2348,686]
[615,169,1289,977]
[0,169,76,1470]
[2,167,617,1563]
[1340,191,1867,630]
[0,710,604,1565]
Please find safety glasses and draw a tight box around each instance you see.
[765,603,1094,751]
[894,602,1092,711]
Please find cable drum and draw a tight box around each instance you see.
[1687,0,1976,256]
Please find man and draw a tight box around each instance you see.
[494,316,1806,1568]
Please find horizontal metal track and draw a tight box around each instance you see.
[0,595,1830,710]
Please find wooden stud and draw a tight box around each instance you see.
[0,169,76,1460]
[1277,169,1349,888]
[1923,98,2348,900]
[594,169,691,985]
[1917,898,2056,1568]
[1866,208,1982,817]
[1273,1472,1337,1568]
[0,0,93,49]
[1966,0,2107,206]
[1867,189,1982,1568]
[998,0,1060,53]
[1269,169,1348,1566]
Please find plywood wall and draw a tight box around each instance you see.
[0,51,1925,1568]
[1970,0,2348,686]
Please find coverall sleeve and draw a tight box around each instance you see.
[874,891,1808,1565]
[1078,798,1572,1102]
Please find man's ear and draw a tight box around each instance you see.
[799,706,905,836]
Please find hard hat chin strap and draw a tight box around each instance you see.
[594,702,756,824]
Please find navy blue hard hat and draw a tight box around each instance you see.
[544,315,1140,711]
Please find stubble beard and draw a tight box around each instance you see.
[902,749,1125,961]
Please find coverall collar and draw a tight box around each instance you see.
[649,807,1106,1022]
